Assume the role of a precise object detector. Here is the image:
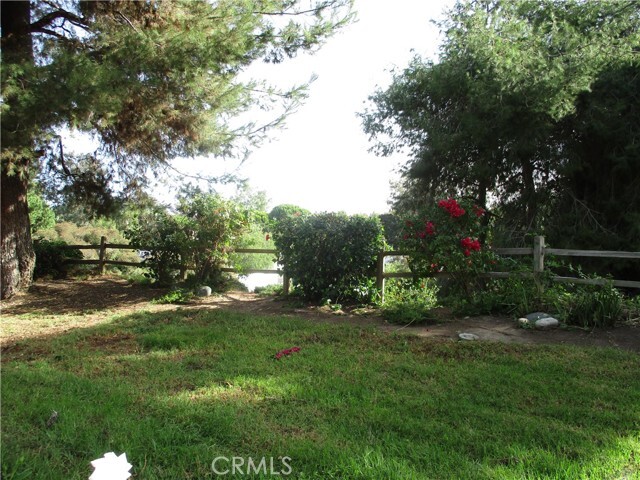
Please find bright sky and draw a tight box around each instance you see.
[170,0,455,214]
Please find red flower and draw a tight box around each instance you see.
[265,234,271,241]
[425,221,435,236]
[438,198,466,218]
[460,237,481,252]
[473,205,486,217]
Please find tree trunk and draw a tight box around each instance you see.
[1,1,36,299]
[1,170,35,299]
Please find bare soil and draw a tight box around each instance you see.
[1,277,639,352]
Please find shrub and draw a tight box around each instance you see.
[555,282,624,328]
[272,212,385,302]
[400,198,497,298]
[151,289,194,305]
[381,278,439,324]
[33,239,82,279]
[125,192,249,287]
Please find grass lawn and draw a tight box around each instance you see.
[1,308,639,479]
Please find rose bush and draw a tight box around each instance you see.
[400,198,496,295]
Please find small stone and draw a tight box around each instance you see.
[197,286,212,297]
[535,317,559,330]
[525,312,552,321]
[458,333,480,341]
[518,317,530,327]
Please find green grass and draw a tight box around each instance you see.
[2,309,639,479]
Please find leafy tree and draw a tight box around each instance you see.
[27,190,56,235]
[125,192,250,286]
[362,0,639,247]
[1,0,353,298]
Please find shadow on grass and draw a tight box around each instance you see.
[2,308,639,479]
[1,277,168,316]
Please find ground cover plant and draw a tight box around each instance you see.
[2,309,639,479]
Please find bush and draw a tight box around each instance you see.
[33,239,82,279]
[400,198,497,297]
[151,289,194,305]
[555,282,624,328]
[125,192,249,286]
[381,278,439,324]
[272,212,385,302]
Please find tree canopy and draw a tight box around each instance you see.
[361,0,640,253]
[1,0,354,298]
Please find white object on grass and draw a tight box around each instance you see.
[89,452,132,480]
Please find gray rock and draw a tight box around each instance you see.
[458,333,480,341]
[197,286,212,297]
[534,317,559,330]
[525,312,552,321]
[518,317,530,327]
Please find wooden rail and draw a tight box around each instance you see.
[59,239,289,292]
[59,236,638,300]
[375,236,640,302]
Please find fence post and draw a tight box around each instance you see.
[533,236,545,273]
[533,235,545,294]
[376,251,386,304]
[98,236,107,275]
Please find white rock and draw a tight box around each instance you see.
[535,317,559,330]
[458,333,480,341]
[525,312,551,321]
[197,286,212,297]
[518,318,530,327]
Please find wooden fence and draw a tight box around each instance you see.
[61,235,639,301]
[375,235,640,302]
[60,237,287,292]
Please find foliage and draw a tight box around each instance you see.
[125,192,249,286]
[271,212,385,302]
[381,278,439,325]
[37,220,140,267]
[554,282,624,329]
[400,197,497,296]
[378,213,403,248]
[362,0,640,251]
[150,289,194,305]
[268,204,311,224]
[32,239,82,280]
[27,190,55,234]
[1,0,354,298]
[229,223,276,274]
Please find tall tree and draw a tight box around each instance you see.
[1,0,353,298]
[361,0,639,245]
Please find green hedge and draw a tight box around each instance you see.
[272,212,385,302]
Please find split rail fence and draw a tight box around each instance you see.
[61,235,639,301]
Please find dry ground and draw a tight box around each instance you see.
[1,277,639,352]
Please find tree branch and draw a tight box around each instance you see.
[29,8,89,34]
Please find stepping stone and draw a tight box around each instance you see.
[525,312,552,321]
[458,333,480,341]
[535,317,559,330]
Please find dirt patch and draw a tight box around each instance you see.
[1,278,639,353]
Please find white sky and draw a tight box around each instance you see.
[169,0,455,214]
